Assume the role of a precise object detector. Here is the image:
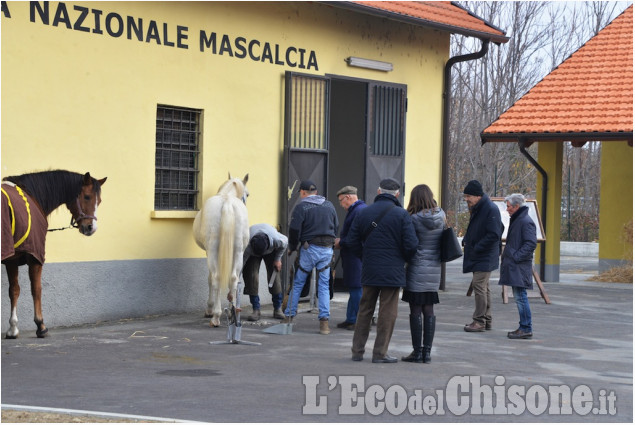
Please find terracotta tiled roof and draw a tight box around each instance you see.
[322,1,509,43]
[482,5,633,143]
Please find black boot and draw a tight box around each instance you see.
[423,315,436,364]
[401,314,423,363]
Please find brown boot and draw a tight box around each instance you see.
[247,309,261,321]
[319,319,330,335]
[273,308,285,320]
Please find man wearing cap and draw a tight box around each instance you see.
[243,223,288,321]
[334,185,367,331]
[462,179,503,332]
[343,178,418,363]
[284,180,339,335]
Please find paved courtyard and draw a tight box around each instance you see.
[1,257,632,422]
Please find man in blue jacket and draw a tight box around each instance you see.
[462,180,503,332]
[334,185,367,331]
[344,178,418,363]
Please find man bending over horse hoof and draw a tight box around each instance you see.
[243,224,288,321]
[284,180,338,335]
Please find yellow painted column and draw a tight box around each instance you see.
[536,142,563,282]
[599,142,633,271]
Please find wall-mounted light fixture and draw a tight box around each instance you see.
[345,56,393,72]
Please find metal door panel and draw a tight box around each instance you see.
[364,83,407,204]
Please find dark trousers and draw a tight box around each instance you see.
[243,252,281,298]
[352,286,400,359]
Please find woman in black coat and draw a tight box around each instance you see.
[498,193,537,339]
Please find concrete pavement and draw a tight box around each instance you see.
[1,256,632,422]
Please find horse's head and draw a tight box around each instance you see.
[68,172,107,236]
[220,173,249,204]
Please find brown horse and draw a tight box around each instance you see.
[1,170,107,338]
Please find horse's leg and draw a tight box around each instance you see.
[208,271,222,327]
[205,270,214,318]
[27,259,48,338]
[5,262,21,339]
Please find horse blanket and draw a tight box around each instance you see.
[1,182,47,265]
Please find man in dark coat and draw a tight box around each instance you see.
[343,178,418,363]
[499,193,537,339]
[334,185,367,330]
[462,180,502,332]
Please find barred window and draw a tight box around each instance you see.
[154,105,201,210]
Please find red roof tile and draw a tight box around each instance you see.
[482,5,633,142]
[324,1,509,43]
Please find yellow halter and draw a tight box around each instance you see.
[1,183,32,248]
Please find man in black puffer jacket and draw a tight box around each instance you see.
[343,178,418,363]
[462,180,503,332]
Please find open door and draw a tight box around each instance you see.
[364,82,407,203]
[282,71,330,292]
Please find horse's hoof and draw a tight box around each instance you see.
[204,313,213,318]
[36,328,49,338]
[5,333,18,339]
[209,319,220,327]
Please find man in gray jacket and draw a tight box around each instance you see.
[284,180,338,335]
[243,223,288,321]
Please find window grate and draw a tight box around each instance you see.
[371,86,404,157]
[154,105,201,210]
[289,75,327,150]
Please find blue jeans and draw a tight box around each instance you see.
[512,286,532,332]
[346,287,362,323]
[250,293,282,310]
[285,244,333,320]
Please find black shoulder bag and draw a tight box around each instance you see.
[440,218,463,263]
[362,204,395,242]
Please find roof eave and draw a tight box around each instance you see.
[320,1,510,44]
[481,131,634,145]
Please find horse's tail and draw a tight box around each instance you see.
[217,197,235,295]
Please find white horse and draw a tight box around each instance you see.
[193,173,249,327]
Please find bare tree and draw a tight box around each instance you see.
[447,1,630,239]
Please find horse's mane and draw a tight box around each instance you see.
[217,178,245,198]
[3,170,102,216]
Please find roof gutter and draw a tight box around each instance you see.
[482,132,633,145]
[519,139,547,281]
[440,38,489,290]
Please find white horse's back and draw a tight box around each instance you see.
[193,174,249,327]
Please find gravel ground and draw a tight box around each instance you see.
[1,409,160,423]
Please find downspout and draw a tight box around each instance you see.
[519,139,547,281]
[440,39,490,291]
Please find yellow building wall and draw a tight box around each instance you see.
[599,141,633,268]
[536,142,563,281]
[1,1,448,262]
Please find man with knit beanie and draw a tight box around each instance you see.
[461,180,503,332]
